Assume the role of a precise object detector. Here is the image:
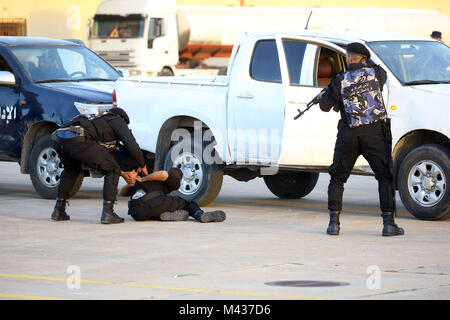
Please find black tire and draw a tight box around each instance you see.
[29,134,83,199]
[264,172,319,199]
[398,144,449,220]
[158,67,174,76]
[163,139,223,206]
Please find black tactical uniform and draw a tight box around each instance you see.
[318,42,404,236]
[114,149,225,223]
[51,108,145,224]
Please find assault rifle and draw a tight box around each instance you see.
[293,89,326,120]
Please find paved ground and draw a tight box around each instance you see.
[0,162,449,300]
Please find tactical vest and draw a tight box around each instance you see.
[340,67,387,128]
[67,112,117,149]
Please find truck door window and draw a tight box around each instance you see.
[250,40,281,83]
[316,47,346,87]
[148,18,165,48]
[282,40,307,86]
[0,54,12,73]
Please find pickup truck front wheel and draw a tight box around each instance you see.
[29,134,83,199]
[398,144,449,220]
[164,140,223,206]
[264,172,319,199]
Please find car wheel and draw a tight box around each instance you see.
[29,134,83,199]
[398,144,449,220]
[164,139,223,206]
[264,172,319,199]
[158,67,174,76]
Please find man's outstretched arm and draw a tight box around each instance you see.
[137,170,169,183]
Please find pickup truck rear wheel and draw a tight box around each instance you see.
[29,134,83,199]
[398,144,449,220]
[164,140,223,206]
[264,172,319,199]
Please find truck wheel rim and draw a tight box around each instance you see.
[37,147,64,188]
[407,160,446,207]
[173,152,203,196]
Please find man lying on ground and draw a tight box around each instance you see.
[119,167,226,223]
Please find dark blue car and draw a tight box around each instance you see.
[0,37,123,199]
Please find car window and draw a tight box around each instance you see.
[57,48,86,76]
[282,40,307,86]
[10,45,120,83]
[250,40,281,83]
[0,54,12,73]
[368,41,450,84]
[316,47,346,87]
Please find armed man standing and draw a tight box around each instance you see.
[51,108,147,224]
[317,42,404,237]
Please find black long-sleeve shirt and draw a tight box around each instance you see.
[107,115,145,168]
[126,170,181,198]
[319,63,388,137]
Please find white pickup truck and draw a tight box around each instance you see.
[115,30,450,220]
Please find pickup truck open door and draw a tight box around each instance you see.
[276,35,357,168]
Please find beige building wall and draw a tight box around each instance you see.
[0,0,448,44]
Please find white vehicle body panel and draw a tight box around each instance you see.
[115,76,229,161]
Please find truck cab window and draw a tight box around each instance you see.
[316,47,346,87]
[250,40,281,83]
[92,14,145,39]
[148,18,165,48]
[282,40,307,86]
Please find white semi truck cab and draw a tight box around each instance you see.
[89,0,186,77]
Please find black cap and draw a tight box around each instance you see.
[431,31,442,38]
[109,107,130,124]
[346,42,371,59]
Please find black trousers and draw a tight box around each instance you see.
[56,139,121,201]
[129,195,201,221]
[328,133,395,213]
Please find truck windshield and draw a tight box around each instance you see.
[10,45,121,83]
[92,14,145,39]
[367,41,450,85]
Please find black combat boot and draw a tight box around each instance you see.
[327,211,340,235]
[381,212,404,236]
[160,210,189,221]
[51,198,70,221]
[192,210,226,223]
[101,201,124,224]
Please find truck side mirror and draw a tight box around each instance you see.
[148,39,154,49]
[0,71,16,86]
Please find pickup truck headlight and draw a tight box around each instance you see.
[74,102,113,115]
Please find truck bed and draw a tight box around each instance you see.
[115,75,229,158]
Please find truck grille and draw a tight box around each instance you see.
[96,50,136,68]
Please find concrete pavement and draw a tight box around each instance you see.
[0,162,449,300]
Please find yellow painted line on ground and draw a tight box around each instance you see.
[0,273,329,300]
[0,292,69,300]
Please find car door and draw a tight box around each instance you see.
[276,35,370,169]
[227,35,285,165]
[0,53,21,159]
